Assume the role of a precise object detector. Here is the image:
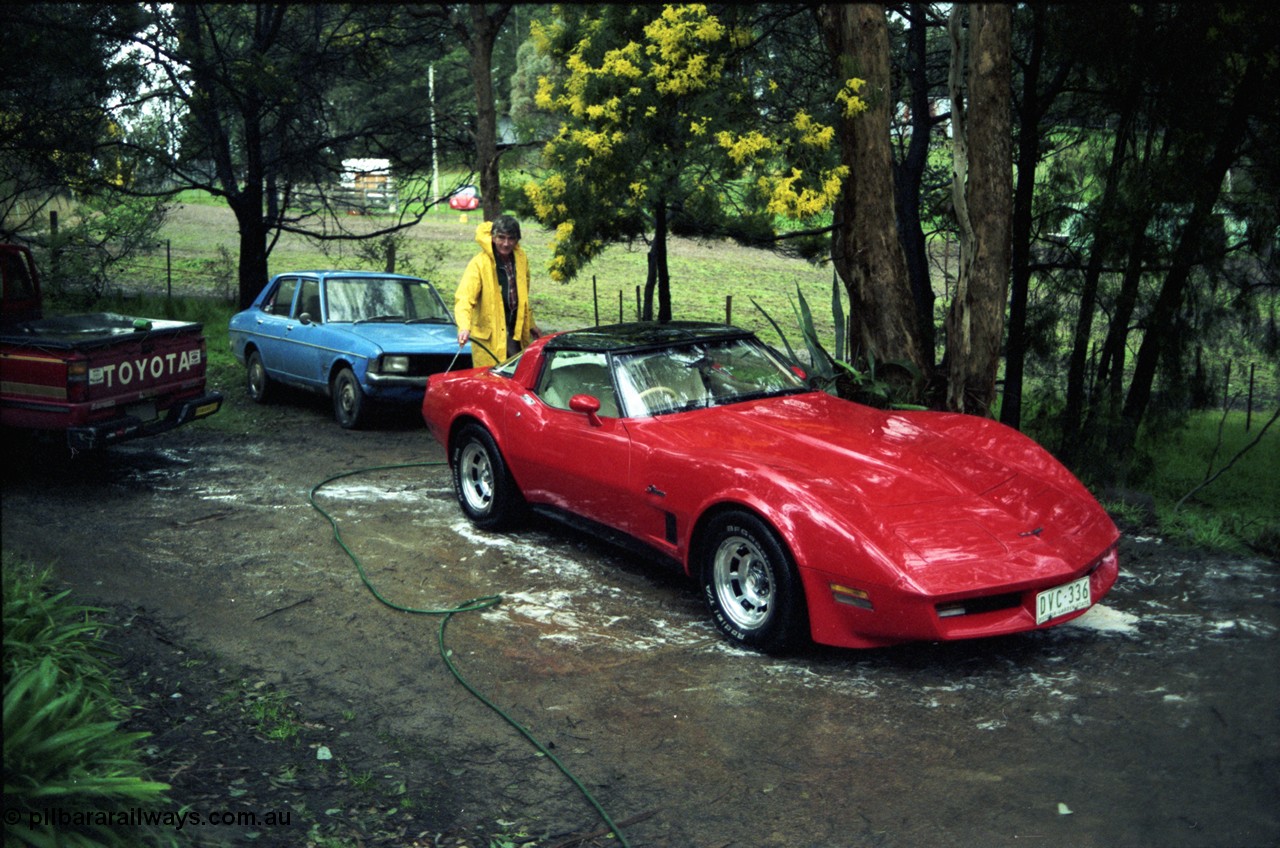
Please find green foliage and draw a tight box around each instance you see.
[753,278,922,409]
[1138,411,1280,556]
[3,560,174,848]
[38,194,169,303]
[523,5,849,284]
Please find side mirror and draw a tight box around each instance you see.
[790,364,808,380]
[569,394,603,427]
[298,313,314,325]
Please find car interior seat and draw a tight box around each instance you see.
[539,357,619,417]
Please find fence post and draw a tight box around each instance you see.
[166,239,172,301]
[50,211,59,282]
[593,275,599,326]
[1247,362,1255,432]
[726,294,732,325]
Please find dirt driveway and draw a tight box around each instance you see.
[3,389,1277,848]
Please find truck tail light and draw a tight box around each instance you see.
[67,360,88,402]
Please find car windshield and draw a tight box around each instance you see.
[324,277,451,324]
[613,337,808,417]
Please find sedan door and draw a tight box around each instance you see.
[275,277,330,390]
[501,351,640,536]
[250,276,301,379]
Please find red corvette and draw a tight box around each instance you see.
[422,322,1120,653]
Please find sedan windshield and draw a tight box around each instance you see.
[614,337,807,417]
[325,277,451,324]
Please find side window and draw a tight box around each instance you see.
[296,279,322,322]
[536,351,619,417]
[264,277,300,316]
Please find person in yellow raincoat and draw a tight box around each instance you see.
[454,216,538,367]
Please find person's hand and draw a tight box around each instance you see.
[457,329,470,346]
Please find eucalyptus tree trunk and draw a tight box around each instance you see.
[643,201,671,323]
[462,4,511,221]
[944,4,1012,416]
[894,4,936,365]
[818,4,925,393]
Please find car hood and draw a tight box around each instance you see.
[650,392,1117,585]
[338,321,460,353]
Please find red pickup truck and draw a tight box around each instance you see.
[1,243,222,450]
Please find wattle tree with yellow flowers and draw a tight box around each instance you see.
[523,4,859,322]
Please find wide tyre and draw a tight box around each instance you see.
[246,350,272,404]
[452,424,522,530]
[699,510,808,653]
[332,367,367,429]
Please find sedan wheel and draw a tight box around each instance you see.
[452,424,522,530]
[246,350,271,404]
[332,367,366,429]
[700,511,807,653]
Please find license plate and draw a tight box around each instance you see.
[126,401,158,422]
[1035,575,1092,625]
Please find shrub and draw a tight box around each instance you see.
[3,560,175,848]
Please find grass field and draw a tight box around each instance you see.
[124,194,839,348]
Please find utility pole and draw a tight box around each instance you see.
[429,64,439,206]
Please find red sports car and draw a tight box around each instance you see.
[422,322,1120,653]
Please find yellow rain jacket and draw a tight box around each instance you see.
[454,220,533,368]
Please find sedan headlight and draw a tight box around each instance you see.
[379,355,410,374]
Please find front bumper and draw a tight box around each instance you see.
[804,543,1121,649]
[66,391,224,451]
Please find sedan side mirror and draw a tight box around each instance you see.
[569,394,603,427]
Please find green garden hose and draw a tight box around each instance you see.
[308,462,632,848]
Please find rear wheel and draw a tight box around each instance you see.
[699,510,808,653]
[452,423,522,530]
[332,367,367,429]
[246,350,272,404]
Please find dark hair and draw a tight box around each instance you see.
[492,215,522,240]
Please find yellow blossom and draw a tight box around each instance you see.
[759,166,849,219]
[793,111,836,148]
[716,130,773,165]
[836,77,868,118]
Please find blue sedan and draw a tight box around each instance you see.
[229,271,470,428]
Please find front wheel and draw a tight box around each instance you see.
[332,367,367,429]
[451,424,523,530]
[699,511,808,653]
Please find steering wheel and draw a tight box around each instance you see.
[638,385,680,404]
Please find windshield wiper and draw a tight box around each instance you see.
[353,315,406,324]
[406,316,451,324]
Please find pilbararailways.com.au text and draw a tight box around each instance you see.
[7,806,292,831]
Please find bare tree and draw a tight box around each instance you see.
[118,4,463,308]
